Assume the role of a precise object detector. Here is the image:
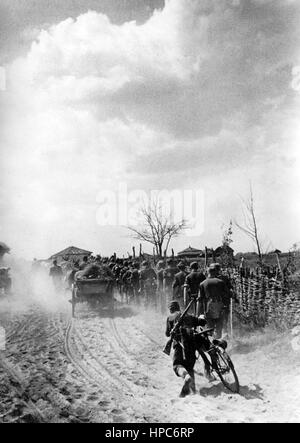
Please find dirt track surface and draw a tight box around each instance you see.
[0,295,300,423]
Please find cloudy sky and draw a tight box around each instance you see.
[0,0,300,259]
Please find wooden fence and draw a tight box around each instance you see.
[228,269,300,329]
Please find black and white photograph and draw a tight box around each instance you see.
[0,0,300,425]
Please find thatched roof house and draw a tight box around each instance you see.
[48,246,92,263]
[177,246,203,260]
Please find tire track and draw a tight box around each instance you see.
[2,309,83,422]
[132,324,162,348]
[75,318,141,395]
[64,320,102,386]
[109,317,135,357]
[64,317,139,399]
[0,355,46,422]
[72,316,173,422]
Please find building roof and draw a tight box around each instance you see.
[177,246,203,256]
[49,246,93,260]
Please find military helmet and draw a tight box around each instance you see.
[168,300,180,311]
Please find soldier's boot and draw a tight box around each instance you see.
[178,368,194,398]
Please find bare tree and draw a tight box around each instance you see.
[235,184,263,266]
[128,202,188,257]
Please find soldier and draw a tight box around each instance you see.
[156,260,165,292]
[156,260,165,312]
[165,301,209,397]
[113,259,124,297]
[66,261,80,289]
[139,261,157,308]
[49,260,64,292]
[185,262,206,309]
[163,259,178,310]
[122,262,135,304]
[78,258,114,280]
[130,262,140,304]
[198,264,230,339]
[214,263,234,336]
[79,256,89,270]
[172,262,187,305]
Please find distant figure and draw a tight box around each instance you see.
[79,256,89,270]
[49,260,63,292]
[156,260,165,312]
[130,262,140,303]
[185,262,206,300]
[163,259,178,311]
[139,261,157,307]
[66,261,80,289]
[198,264,230,338]
[139,261,157,288]
[156,260,165,292]
[77,259,114,280]
[215,263,234,335]
[61,257,73,273]
[172,261,187,303]
[163,259,177,288]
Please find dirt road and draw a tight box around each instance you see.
[0,296,300,423]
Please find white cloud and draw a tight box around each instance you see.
[1,0,300,257]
